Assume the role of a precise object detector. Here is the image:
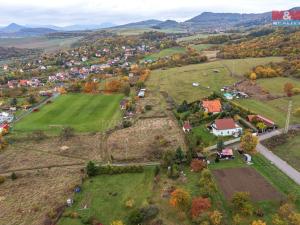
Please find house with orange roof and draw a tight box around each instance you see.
[202,99,222,114]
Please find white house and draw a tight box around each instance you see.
[211,118,242,137]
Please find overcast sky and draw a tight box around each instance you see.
[0,0,299,26]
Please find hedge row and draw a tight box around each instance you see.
[96,165,144,175]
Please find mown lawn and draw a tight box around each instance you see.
[143,47,186,61]
[14,94,123,134]
[58,168,154,225]
[147,57,283,103]
[235,95,300,127]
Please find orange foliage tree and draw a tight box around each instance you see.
[84,81,99,93]
[105,79,122,92]
[170,188,191,211]
[190,197,211,219]
[284,82,294,97]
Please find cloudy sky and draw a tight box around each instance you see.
[0,0,299,26]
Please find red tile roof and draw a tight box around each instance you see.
[215,118,236,130]
[203,100,221,113]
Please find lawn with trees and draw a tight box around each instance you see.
[14,94,124,134]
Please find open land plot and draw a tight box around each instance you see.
[14,94,123,134]
[107,117,186,161]
[0,167,82,225]
[270,133,300,172]
[147,57,283,103]
[257,77,300,95]
[0,37,82,52]
[58,167,154,225]
[143,47,186,61]
[191,44,215,51]
[235,94,300,127]
[213,167,283,201]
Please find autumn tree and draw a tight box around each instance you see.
[191,159,206,172]
[110,220,124,225]
[250,72,257,84]
[170,188,191,211]
[288,212,300,225]
[210,210,222,225]
[240,130,258,154]
[231,192,253,216]
[84,81,99,93]
[190,197,211,219]
[252,220,266,225]
[199,169,217,197]
[284,82,294,97]
[105,79,122,92]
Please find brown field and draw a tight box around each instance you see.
[0,167,83,225]
[213,167,283,201]
[107,117,186,161]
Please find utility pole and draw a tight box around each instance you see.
[284,100,292,134]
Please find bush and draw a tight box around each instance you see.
[141,205,159,221]
[11,172,17,180]
[191,159,206,172]
[154,165,160,176]
[123,120,132,128]
[0,176,5,184]
[125,198,135,208]
[86,161,97,177]
[128,209,144,225]
[145,105,152,111]
[29,130,47,142]
[60,127,75,140]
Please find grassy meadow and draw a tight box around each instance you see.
[143,47,186,61]
[147,57,283,103]
[14,94,123,134]
[58,168,154,225]
[257,77,300,95]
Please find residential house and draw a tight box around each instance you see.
[211,118,242,137]
[183,121,192,133]
[202,99,222,114]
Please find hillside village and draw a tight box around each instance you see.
[0,5,300,225]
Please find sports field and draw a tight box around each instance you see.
[147,57,283,103]
[14,94,123,133]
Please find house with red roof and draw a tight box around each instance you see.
[211,118,243,137]
[202,100,222,114]
[182,121,192,133]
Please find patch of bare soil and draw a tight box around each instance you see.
[213,167,283,201]
[107,118,186,161]
[0,167,83,225]
[235,80,282,101]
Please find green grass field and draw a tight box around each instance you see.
[147,57,283,103]
[143,47,186,61]
[191,44,215,51]
[14,94,123,133]
[58,168,154,225]
[235,95,300,127]
[257,77,300,95]
[271,133,300,172]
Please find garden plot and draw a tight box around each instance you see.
[213,167,283,201]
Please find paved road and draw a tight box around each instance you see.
[257,128,300,186]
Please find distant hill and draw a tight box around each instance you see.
[0,23,57,37]
[152,20,180,29]
[113,19,162,29]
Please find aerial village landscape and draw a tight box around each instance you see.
[0,1,300,225]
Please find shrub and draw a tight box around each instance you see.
[123,120,132,128]
[86,161,97,177]
[191,197,211,219]
[231,192,253,216]
[0,176,5,184]
[154,165,160,176]
[11,172,17,180]
[141,205,159,221]
[170,188,191,211]
[111,221,124,225]
[125,198,135,208]
[145,105,152,110]
[210,210,222,225]
[191,159,206,172]
[29,130,47,142]
[128,209,144,225]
